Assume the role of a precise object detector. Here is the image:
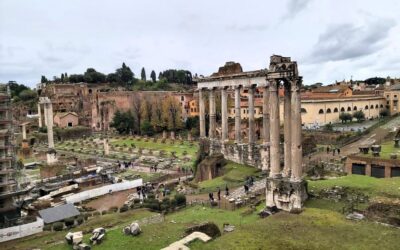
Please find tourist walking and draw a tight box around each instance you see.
[217,187,221,201]
[225,185,229,196]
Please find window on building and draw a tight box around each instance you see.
[370,105,374,109]
[375,104,379,109]
[333,108,338,113]
[341,107,345,112]
[354,106,358,111]
[347,107,351,111]
[326,108,332,113]
[395,95,398,98]
[380,104,384,108]
[68,122,73,127]
[365,105,369,110]
[318,109,324,114]
[301,108,307,113]
[181,96,184,101]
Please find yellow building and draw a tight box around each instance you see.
[384,84,400,115]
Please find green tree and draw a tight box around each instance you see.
[106,73,118,83]
[116,63,134,85]
[18,89,38,102]
[141,120,154,136]
[353,110,365,122]
[379,109,389,117]
[339,112,352,123]
[8,81,29,98]
[61,73,64,82]
[141,67,146,81]
[40,75,48,83]
[150,70,156,82]
[83,68,106,83]
[68,74,85,83]
[110,110,135,134]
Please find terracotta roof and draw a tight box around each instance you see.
[312,85,351,94]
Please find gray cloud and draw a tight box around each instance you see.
[308,18,396,63]
[283,0,312,19]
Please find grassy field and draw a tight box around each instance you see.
[10,200,399,250]
[308,175,400,198]
[112,138,199,158]
[197,162,261,192]
[357,140,400,159]
[115,169,164,182]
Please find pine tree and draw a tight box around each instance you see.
[150,70,156,82]
[141,67,146,81]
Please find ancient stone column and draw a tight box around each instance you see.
[262,85,270,144]
[209,88,216,139]
[291,79,303,181]
[103,138,110,155]
[283,81,292,177]
[221,87,228,142]
[199,88,206,138]
[44,104,48,127]
[46,102,55,149]
[38,104,42,128]
[22,123,27,140]
[234,86,241,143]
[248,86,255,144]
[269,79,281,177]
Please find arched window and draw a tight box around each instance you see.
[347,107,351,111]
[341,107,345,112]
[319,109,324,114]
[354,106,357,111]
[375,104,379,109]
[365,105,369,110]
[380,104,384,108]
[301,108,307,113]
[326,108,332,113]
[334,108,339,113]
[370,105,374,109]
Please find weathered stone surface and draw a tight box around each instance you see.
[194,153,226,182]
[185,222,221,239]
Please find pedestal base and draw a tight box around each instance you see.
[47,152,58,165]
[265,177,307,212]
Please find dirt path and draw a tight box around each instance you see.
[85,189,134,211]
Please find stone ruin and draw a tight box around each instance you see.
[196,55,308,212]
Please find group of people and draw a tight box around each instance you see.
[208,185,229,203]
[117,160,134,169]
[243,176,255,194]
[150,165,158,172]
[326,146,341,156]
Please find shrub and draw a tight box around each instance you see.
[76,216,84,225]
[43,224,52,231]
[119,205,129,213]
[174,194,186,207]
[101,210,108,215]
[93,211,101,216]
[53,222,64,231]
[64,218,75,227]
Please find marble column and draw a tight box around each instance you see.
[234,86,241,143]
[38,104,42,128]
[269,79,281,177]
[291,78,303,181]
[248,86,255,144]
[44,104,48,127]
[221,87,228,142]
[283,81,292,177]
[262,85,270,144]
[199,89,206,138]
[45,102,54,149]
[209,88,216,139]
[22,124,27,140]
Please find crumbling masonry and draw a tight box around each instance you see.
[196,55,307,211]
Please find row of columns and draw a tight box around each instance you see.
[38,98,55,149]
[198,78,302,181]
[199,85,267,145]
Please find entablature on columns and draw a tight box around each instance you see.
[196,75,267,90]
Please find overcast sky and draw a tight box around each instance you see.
[1,0,399,87]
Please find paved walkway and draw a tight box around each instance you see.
[161,232,211,250]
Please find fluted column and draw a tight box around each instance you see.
[283,81,292,177]
[221,87,228,141]
[45,102,54,149]
[248,86,255,144]
[234,86,241,143]
[38,104,42,128]
[22,124,27,140]
[269,79,281,177]
[209,88,216,139]
[291,78,303,181]
[262,85,270,144]
[199,89,206,138]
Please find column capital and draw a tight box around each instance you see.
[268,79,279,91]
[290,77,302,92]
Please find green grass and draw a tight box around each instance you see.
[357,140,400,159]
[197,162,261,192]
[115,169,164,182]
[1,209,155,250]
[308,175,400,198]
[112,138,198,158]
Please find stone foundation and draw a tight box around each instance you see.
[265,177,307,212]
[46,151,58,165]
